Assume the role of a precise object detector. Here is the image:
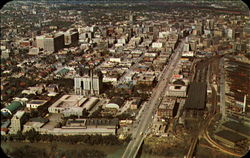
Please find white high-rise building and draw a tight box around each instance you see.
[74,69,103,96]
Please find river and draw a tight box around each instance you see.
[1,142,165,158]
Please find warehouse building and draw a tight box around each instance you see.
[157,97,178,118]
[37,118,119,136]
[222,121,250,139]
[214,130,247,148]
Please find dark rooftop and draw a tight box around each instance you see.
[85,118,119,126]
[215,130,247,143]
[222,121,250,137]
[30,117,49,123]
[184,82,207,110]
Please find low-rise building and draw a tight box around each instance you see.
[157,97,178,118]
[23,117,49,133]
[39,118,119,136]
[166,79,187,97]
[130,98,142,110]
[9,111,26,134]
[26,100,48,109]
[48,95,99,117]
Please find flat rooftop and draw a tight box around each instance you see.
[50,95,88,108]
[28,100,47,105]
[184,82,206,110]
[215,130,247,143]
[159,97,176,109]
[222,121,250,137]
[13,111,25,119]
[85,118,119,126]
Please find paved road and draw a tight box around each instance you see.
[121,39,185,158]
[219,57,226,119]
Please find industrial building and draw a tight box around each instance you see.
[23,117,49,133]
[221,121,250,139]
[26,118,119,136]
[214,130,247,148]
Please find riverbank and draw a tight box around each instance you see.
[1,141,166,158]
[1,141,126,158]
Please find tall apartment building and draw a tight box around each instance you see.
[74,69,103,96]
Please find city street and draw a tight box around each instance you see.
[122,39,185,158]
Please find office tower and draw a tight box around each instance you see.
[64,31,79,47]
[43,33,65,52]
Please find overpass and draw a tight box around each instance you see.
[121,39,185,158]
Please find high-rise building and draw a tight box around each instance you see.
[64,30,79,47]
[74,68,103,96]
[129,14,134,24]
[43,33,65,52]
